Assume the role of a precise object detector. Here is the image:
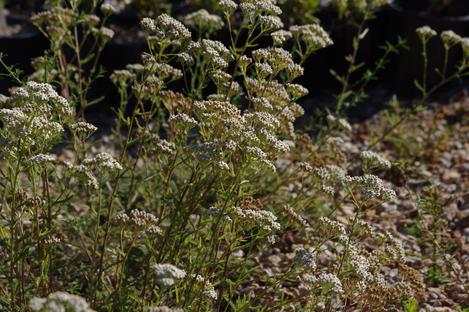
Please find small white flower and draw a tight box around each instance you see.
[100,2,117,14]
[30,154,57,165]
[416,25,437,41]
[361,150,391,169]
[29,291,95,312]
[441,30,462,46]
[152,264,187,287]
[218,0,237,14]
[83,152,122,171]
[271,30,292,45]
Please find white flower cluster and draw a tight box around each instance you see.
[218,0,238,14]
[82,152,123,171]
[30,154,57,166]
[240,0,282,23]
[441,30,462,47]
[142,14,191,45]
[209,70,241,96]
[191,39,234,69]
[0,82,72,156]
[416,25,437,41]
[193,274,218,300]
[95,27,114,40]
[232,206,280,232]
[168,113,198,132]
[65,153,122,190]
[417,27,469,59]
[319,216,347,238]
[154,139,177,155]
[193,100,289,172]
[271,29,292,46]
[70,164,99,190]
[100,2,117,14]
[183,9,224,34]
[286,83,309,100]
[314,165,347,195]
[360,150,391,169]
[110,69,136,85]
[12,81,73,117]
[115,209,161,234]
[327,114,352,132]
[69,121,98,137]
[141,56,183,82]
[29,291,94,312]
[259,15,284,30]
[326,136,345,148]
[307,273,344,294]
[344,174,396,201]
[152,263,187,286]
[252,47,302,78]
[290,24,333,51]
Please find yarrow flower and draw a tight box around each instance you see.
[218,0,238,14]
[100,2,117,14]
[344,174,396,201]
[30,154,57,165]
[290,24,333,52]
[286,83,309,99]
[232,205,280,232]
[168,113,198,130]
[152,264,187,286]
[271,30,292,45]
[259,15,283,30]
[360,150,391,169]
[29,291,94,312]
[69,122,98,137]
[97,27,114,40]
[310,273,344,294]
[183,9,224,34]
[83,152,122,171]
[143,14,191,45]
[115,209,161,234]
[440,30,462,47]
[416,25,437,41]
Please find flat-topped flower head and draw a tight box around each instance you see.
[416,25,437,41]
[441,30,462,47]
[232,205,280,231]
[344,174,396,201]
[218,0,237,14]
[100,2,117,14]
[290,24,333,51]
[69,122,98,137]
[143,14,191,45]
[83,152,122,171]
[259,15,283,31]
[361,150,391,169]
[271,29,292,46]
[152,264,187,286]
[184,9,224,35]
[29,291,94,312]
